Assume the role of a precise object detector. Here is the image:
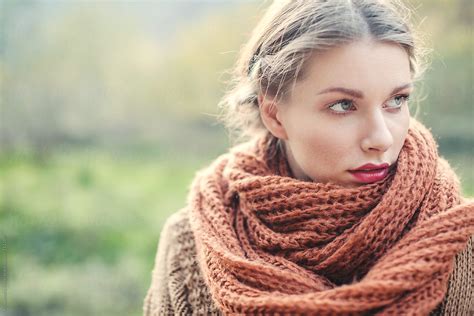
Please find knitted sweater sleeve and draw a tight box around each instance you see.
[143,209,222,316]
[431,235,474,316]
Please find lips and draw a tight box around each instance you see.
[349,163,391,183]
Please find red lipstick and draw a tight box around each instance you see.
[349,163,390,183]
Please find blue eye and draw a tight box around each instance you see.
[386,94,410,109]
[328,99,355,113]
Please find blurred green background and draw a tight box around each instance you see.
[0,0,472,315]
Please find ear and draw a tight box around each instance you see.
[258,94,289,140]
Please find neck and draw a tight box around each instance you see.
[280,140,313,182]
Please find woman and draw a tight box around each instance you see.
[144,0,473,315]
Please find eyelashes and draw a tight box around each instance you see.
[327,94,411,116]
[387,94,410,108]
[328,99,356,114]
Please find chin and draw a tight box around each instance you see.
[311,176,353,187]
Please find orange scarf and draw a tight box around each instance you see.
[187,118,474,315]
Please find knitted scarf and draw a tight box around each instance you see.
[186,118,474,315]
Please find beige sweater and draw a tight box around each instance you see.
[143,208,473,316]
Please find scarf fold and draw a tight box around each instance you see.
[186,118,474,315]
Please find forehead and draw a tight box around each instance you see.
[298,39,412,92]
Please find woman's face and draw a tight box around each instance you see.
[262,39,412,187]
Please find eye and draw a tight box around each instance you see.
[386,94,410,109]
[328,99,356,113]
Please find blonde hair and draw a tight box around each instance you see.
[217,0,428,144]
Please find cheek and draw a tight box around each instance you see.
[290,118,353,166]
[392,110,410,146]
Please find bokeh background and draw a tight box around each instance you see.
[0,0,472,315]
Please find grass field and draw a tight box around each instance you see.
[1,148,213,316]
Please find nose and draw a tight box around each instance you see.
[360,110,394,153]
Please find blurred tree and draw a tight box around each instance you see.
[154,3,265,118]
[1,2,163,153]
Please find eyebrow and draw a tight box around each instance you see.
[316,83,413,99]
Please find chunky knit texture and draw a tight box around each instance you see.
[143,209,473,315]
[144,118,474,315]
